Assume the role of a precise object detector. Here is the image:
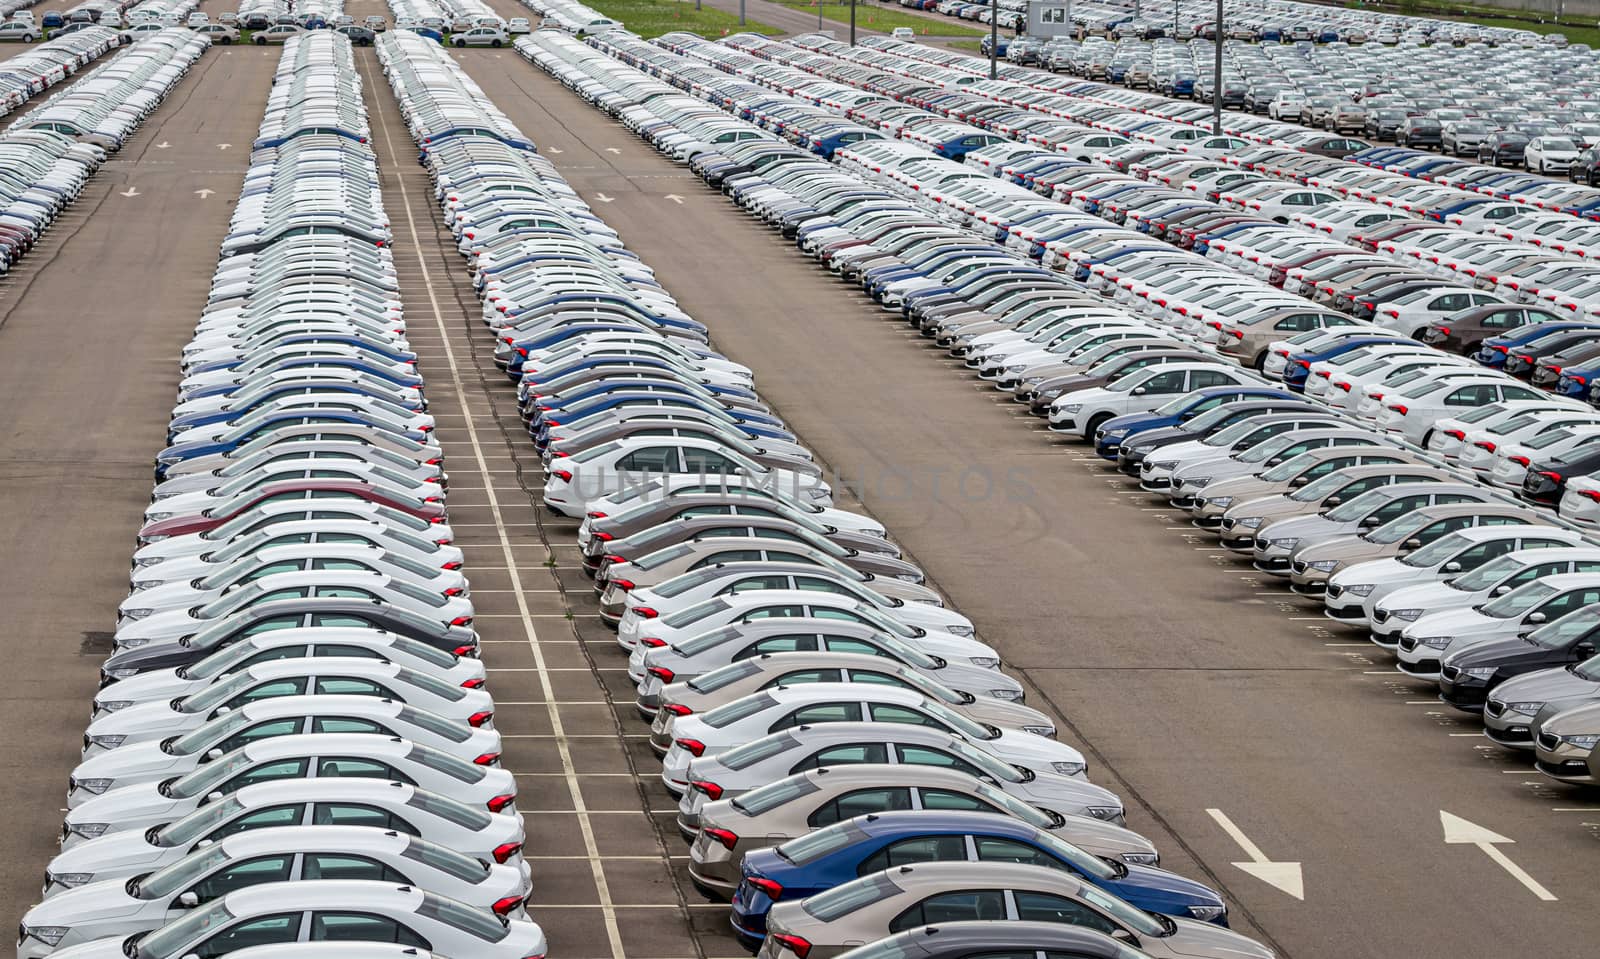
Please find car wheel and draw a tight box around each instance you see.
[220,36,230,44]
[491,38,502,46]
[453,38,464,46]
[1253,351,1268,372]
[254,35,265,44]
[1084,412,1114,441]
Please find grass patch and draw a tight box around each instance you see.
[1353,0,1600,47]
[945,38,985,52]
[769,0,987,37]
[582,0,782,38]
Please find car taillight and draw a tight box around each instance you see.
[648,666,676,683]
[1388,404,1409,415]
[444,587,464,597]
[1538,470,1564,484]
[492,841,523,863]
[1383,309,1400,318]
[586,511,607,519]
[640,637,667,648]
[462,677,486,689]
[1295,359,1311,370]
[1474,441,1497,452]
[771,934,813,958]
[441,561,462,570]
[663,703,692,716]
[1434,326,1450,336]
[606,554,626,564]
[552,469,573,482]
[747,876,783,900]
[487,793,516,813]
[453,643,477,657]
[1510,455,1531,466]
[1335,381,1352,392]
[592,532,614,542]
[1444,430,1465,440]
[1490,345,1509,354]
[634,606,659,619]
[491,896,524,917]
[702,826,739,850]
[468,710,493,728]
[612,578,635,592]
[677,738,706,757]
[451,616,473,626]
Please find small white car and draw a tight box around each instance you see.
[891,27,917,40]
[506,17,531,33]
[0,19,41,41]
[1524,137,1583,175]
[452,26,508,47]
[1047,363,1254,439]
[1395,573,1600,679]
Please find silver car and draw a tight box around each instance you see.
[1250,482,1491,575]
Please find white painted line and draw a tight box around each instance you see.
[365,57,626,959]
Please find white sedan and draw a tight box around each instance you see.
[127,502,456,568]
[1048,363,1254,439]
[542,437,830,517]
[19,828,530,958]
[1396,573,1600,679]
[1374,375,1545,445]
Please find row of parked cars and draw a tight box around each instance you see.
[512,6,1290,957]
[0,27,199,279]
[17,31,550,959]
[0,23,117,119]
[517,9,1600,947]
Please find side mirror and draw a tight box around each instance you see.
[1360,515,1382,527]
[1527,612,1547,625]
[1110,929,1141,948]
[1131,386,1147,396]
[1574,642,1595,658]
[1290,475,1310,487]
[177,891,200,908]
[1490,585,1511,597]
[206,791,225,803]
[1323,495,1342,506]
[1402,538,1423,551]
[1442,561,1462,574]
[205,748,224,761]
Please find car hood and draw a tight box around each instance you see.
[45,832,172,892]
[1535,698,1600,736]
[1292,535,1394,565]
[85,700,196,743]
[984,728,1086,772]
[28,938,125,959]
[1406,606,1500,638]
[1108,862,1225,917]
[23,879,144,926]
[1161,917,1277,958]
[1446,635,1569,672]
[1255,513,1347,542]
[1378,579,1478,614]
[65,782,187,837]
[1491,666,1599,707]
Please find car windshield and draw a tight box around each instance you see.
[630,542,696,571]
[156,796,246,845]
[661,597,732,628]
[136,899,236,956]
[1398,378,1452,399]
[1236,432,1300,465]
[801,870,903,921]
[703,691,779,728]
[720,731,799,770]
[916,698,996,740]
[1481,581,1559,617]
[1078,883,1169,937]
[406,788,492,828]
[171,711,257,756]
[569,440,622,464]
[1526,608,1600,649]
[1035,830,1118,879]
[1455,403,1511,425]
[775,819,869,865]
[197,582,269,620]
[652,567,734,599]
[401,837,490,882]
[1203,418,1268,448]
[1572,655,1600,680]
[675,625,742,656]
[181,669,273,714]
[1364,511,1434,545]
[1401,531,1477,568]
[686,659,764,693]
[185,641,268,681]
[204,531,274,565]
[729,773,822,815]
[417,890,510,942]
[135,844,234,898]
[168,747,259,799]
[1258,452,1325,483]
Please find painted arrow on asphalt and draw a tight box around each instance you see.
[546,147,563,154]
[1206,808,1303,900]
[217,143,231,150]
[604,147,621,154]
[118,187,140,198]
[1441,811,1557,901]
[663,194,684,205]
[195,189,215,199]
[155,141,170,149]
[593,193,615,203]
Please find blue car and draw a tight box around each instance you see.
[179,359,425,399]
[729,811,1226,948]
[180,335,418,375]
[1282,336,1412,391]
[1477,322,1600,368]
[165,382,424,442]
[154,410,432,478]
[1094,386,1297,458]
[528,381,780,432]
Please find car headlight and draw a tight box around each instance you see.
[1500,702,1543,715]
[68,822,108,839]
[21,926,69,947]
[1185,476,1213,489]
[805,488,829,501]
[1120,852,1160,866]
[1058,403,1083,413]
[987,688,1023,702]
[95,700,135,712]
[1342,583,1376,597]
[1417,636,1452,649]
[1205,495,1232,508]
[969,657,1001,669]
[1187,905,1227,923]
[115,638,149,649]
[72,778,116,794]
[132,557,163,568]
[86,735,125,750]
[141,535,169,543]
[1562,734,1600,750]
[104,669,138,681]
[1084,805,1122,821]
[1150,460,1179,472]
[1023,725,1056,737]
[158,455,183,466]
[1458,666,1498,680]
[1102,429,1129,439]
[1269,537,1300,549]
[130,580,162,591]
[144,513,173,523]
[1309,560,1340,572]
[46,872,93,889]
[946,625,975,638]
[896,574,921,582]
[1051,761,1086,776]
[1391,608,1424,622]
[120,609,154,621]
[1040,389,1062,399]
[1130,445,1156,456]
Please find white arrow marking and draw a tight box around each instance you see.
[118,187,140,198]
[593,192,615,203]
[663,194,684,204]
[1441,811,1557,901]
[155,141,170,149]
[194,189,215,199]
[546,147,563,154]
[216,143,231,150]
[1205,808,1303,900]
[604,147,621,154]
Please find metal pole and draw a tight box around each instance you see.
[740,0,745,25]
[989,0,998,78]
[1173,0,1178,40]
[849,0,856,45]
[1212,0,1222,135]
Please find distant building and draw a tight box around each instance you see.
[1027,0,1074,39]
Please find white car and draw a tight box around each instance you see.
[127,500,456,567]
[19,828,530,957]
[1047,363,1255,439]
[1395,573,1600,679]
[1372,287,1506,338]
[42,778,527,896]
[61,734,518,848]
[1524,137,1583,175]
[891,26,916,40]
[1487,425,1600,490]
[38,881,545,959]
[542,437,830,517]
[1370,547,1600,646]
[1374,375,1544,445]
[658,683,1088,794]
[94,627,485,715]
[71,694,502,804]
[506,17,531,33]
[0,19,40,41]
[79,658,495,760]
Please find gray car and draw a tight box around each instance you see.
[673,722,1126,838]
[1483,656,1600,750]
[1174,431,1409,513]
[1533,698,1600,785]
[690,765,1157,897]
[1216,464,1456,551]
[592,514,919,586]
[764,861,1273,959]
[831,919,1157,959]
[1250,481,1492,575]
[649,650,1054,752]
[1283,503,1541,594]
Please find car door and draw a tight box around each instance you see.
[177,853,295,909]
[889,889,1010,931]
[854,834,969,875]
[307,911,429,947]
[310,801,419,833]
[788,741,890,773]
[1010,890,1123,936]
[807,787,914,827]
[1527,587,1600,626]
[189,911,305,957]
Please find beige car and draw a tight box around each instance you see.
[1217,464,1456,552]
[650,650,1056,754]
[762,861,1274,959]
[1284,503,1541,594]
[1190,448,1427,530]
[1215,307,1356,370]
[690,765,1159,898]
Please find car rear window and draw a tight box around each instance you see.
[730,774,822,816]
[720,731,800,770]
[801,871,902,921]
[776,819,869,865]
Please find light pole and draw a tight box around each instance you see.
[849,0,856,45]
[1212,0,1222,135]
[988,0,997,79]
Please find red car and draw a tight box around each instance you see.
[137,479,445,543]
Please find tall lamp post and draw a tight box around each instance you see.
[988,0,998,79]
[1212,0,1222,135]
[850,0,856,45]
